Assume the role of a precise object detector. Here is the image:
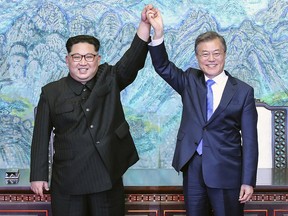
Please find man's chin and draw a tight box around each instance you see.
[73,76,90,84]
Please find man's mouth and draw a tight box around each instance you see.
[206,64,217,68]
[78,68,88,73]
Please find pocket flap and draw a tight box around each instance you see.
[55,103,74,114]
[115,121,130,139]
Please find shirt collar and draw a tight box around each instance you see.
[85,77,96,91]
[67,73,96,95]
[205,71,227,84]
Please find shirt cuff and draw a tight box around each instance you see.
[148,35,164,46]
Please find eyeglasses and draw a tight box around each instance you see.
[198,51,224,60]
[70,53,98,62]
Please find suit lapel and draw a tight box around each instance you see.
[208,73,238,122]
[194,73,207,122]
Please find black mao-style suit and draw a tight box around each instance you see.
[30,34,148,198]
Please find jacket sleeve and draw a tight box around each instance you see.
[241,87,259,187]
[115,34,149,90]
[30,89,52,182]
[149,41,187,94]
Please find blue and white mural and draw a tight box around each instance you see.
[0,0,287,169]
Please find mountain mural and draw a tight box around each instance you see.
[0,0,287,169]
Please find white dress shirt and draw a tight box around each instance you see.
[205,72,228,112]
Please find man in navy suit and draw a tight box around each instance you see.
[146,8,258,216]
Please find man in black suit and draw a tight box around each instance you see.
[146,9,258,216]
[30,5,156,216]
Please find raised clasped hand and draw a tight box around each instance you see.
[142,4,158,24]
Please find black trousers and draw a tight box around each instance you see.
[51,178,125,216]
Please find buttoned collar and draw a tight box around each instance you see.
[67,73,96,95]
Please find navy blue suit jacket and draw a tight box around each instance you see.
[149,42,258,188]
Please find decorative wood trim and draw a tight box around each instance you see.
[273,109,287,168]
[126,193,288,203]
[243,209,268,216]
[256,101,288,168]
[127,194,184,203]
[0,194,51,202]
[126,209,159,216]
[1,192,288,203]
[273,209,288,216]
[163,209,186,216]
[0,209,49,216]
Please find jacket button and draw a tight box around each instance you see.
[90,125,94,128]
[86,108,90,112]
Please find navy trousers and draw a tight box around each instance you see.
[182,154,244,216]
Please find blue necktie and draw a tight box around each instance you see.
[196,79,215,155]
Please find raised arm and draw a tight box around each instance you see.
[146,8,164,40]
[137,4,156,42]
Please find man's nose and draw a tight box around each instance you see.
[207,53,216,60]
[79,56,88,64]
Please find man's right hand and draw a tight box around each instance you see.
[146,8,164,40]
[30,181,49,199]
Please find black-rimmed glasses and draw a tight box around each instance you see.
[70,53,98,62]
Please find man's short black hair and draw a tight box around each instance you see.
[66,35,100,53]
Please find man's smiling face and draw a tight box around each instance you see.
[196,38,226,79]
[66,42,101,84]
